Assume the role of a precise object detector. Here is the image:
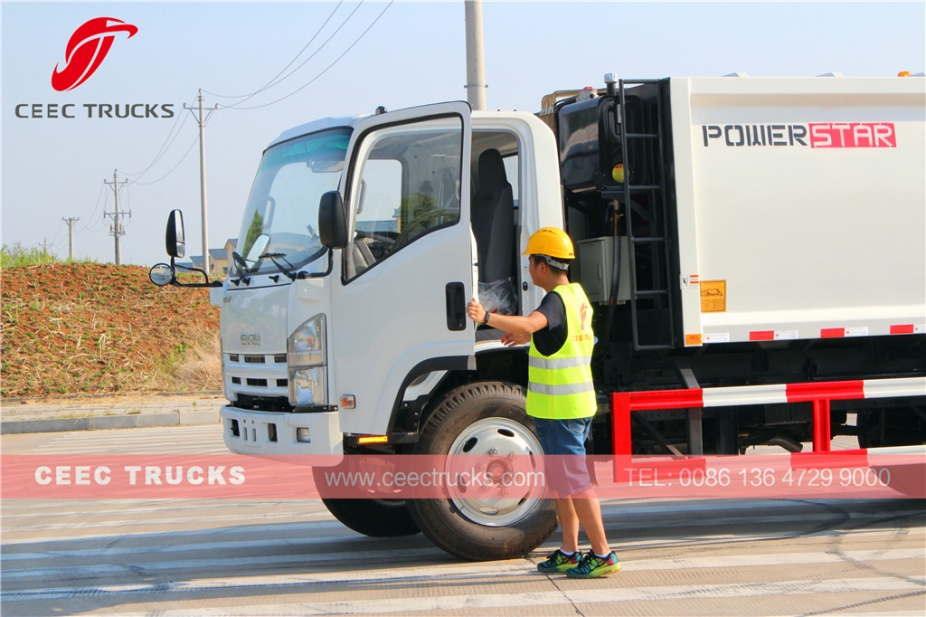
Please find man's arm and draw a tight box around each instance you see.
[466,298,548,339]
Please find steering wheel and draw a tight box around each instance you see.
[393,208,460,250]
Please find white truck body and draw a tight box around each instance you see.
[669,77,925,345]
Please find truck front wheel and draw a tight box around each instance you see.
[407,381,557,561]
[313,447,420,538]
[318,497,420,537]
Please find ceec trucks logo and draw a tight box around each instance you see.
[51,17,138,92]
[14,17,174,120]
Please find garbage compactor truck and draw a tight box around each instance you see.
[151,74,925,560]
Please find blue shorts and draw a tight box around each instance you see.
[533,416,593,497]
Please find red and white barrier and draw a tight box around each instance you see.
[611,377,926,455]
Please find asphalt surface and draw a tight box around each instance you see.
[0,392,224,435]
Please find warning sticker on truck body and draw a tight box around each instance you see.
[701,280,726,313]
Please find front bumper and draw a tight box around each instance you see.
[221,405,343,456]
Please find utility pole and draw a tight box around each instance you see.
[104,170,129,265]
[464,0,487,111]
[185,90,217,275]
[62,217,80,260]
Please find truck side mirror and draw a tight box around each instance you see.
[318,191,348,249]
[166,209,186,258]
[149,263,175,286]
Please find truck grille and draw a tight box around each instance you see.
[225,352,288,397]
[227,353,288,364]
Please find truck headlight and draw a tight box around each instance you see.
[288,314,327,406]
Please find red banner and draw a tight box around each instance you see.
[2,453,922,500]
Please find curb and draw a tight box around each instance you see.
[0,410,220,435]
[1,391,224,405]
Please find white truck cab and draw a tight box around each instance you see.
[214,104,564,462]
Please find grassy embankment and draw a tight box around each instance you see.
[1,247,220,398]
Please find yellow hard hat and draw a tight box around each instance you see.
[522,227,576,260]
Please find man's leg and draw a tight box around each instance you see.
[555,497,580,553]
[570,489,610,556]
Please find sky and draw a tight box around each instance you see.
[2,1,924,267]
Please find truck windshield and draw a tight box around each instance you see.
[235,128,350,276]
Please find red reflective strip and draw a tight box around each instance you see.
[786,380,865,402]
[628,389,704,410]
[791,449,868,468]
[749,331,775,341]
[820,328,845,338]
[890,324,914,335]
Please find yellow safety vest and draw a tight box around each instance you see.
[527,283,596,419]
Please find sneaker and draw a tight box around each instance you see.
[566,551,621,578]
[536,549,580,573]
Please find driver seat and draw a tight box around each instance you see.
[471,149,514,284]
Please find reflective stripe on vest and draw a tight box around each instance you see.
[527,283,596,420]
[528,356,593,370]
[528,382,596,396]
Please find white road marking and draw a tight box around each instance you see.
[5,576,924,610]
[3,547,923,582]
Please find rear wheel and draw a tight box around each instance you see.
[407,381,557,561]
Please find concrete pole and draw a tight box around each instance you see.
[104,173,127,264]
[464,0,487,111]
[197,90,210,276]
[113,170,122,265]
[62,217,79,260]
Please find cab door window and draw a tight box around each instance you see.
[345,117,462,281]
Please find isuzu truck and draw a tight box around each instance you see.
[152,74,925,560]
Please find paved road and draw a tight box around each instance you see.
[2,426,924,616]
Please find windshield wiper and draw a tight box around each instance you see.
[230,251,251,286]
[261,252,301,281]
[232,251,251,272]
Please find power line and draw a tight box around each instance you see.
[123,182,132,229]
[220,1,362,109]
[228,1,394,111]
[79,183,108,232]
[45,220,66,253]
[203,0,347,103]
[118,112,190,181]
[130,134,199,186]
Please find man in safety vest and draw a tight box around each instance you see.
[466,227,620,578]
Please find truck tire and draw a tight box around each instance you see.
[318,497,421,538]
[407,381,557,561]
[313,446,420,537]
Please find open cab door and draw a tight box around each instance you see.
[330,102,475,435]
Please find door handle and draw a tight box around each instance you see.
[445,282,466,331]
